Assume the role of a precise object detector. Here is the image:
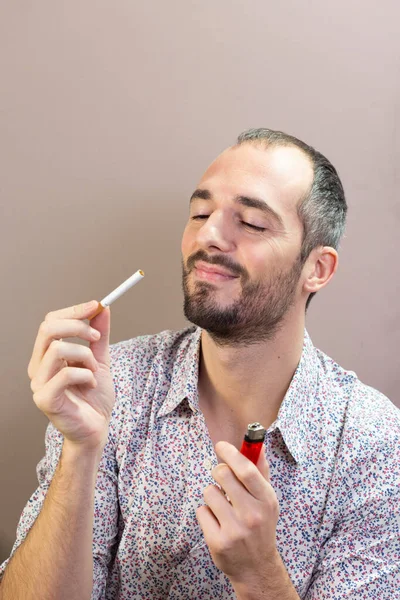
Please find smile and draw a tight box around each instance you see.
[193,266,239,282]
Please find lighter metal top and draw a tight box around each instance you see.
[245,422,266,441]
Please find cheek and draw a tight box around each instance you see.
[245,248,270,277]
[244,242,287,280]
[181,224,193,256]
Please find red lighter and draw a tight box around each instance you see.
[240,422,266,464]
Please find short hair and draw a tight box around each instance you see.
[236,128,348,309]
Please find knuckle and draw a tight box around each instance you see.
[39,321,49,336]
[215,532,237,555]
[83,346,94,360]
[213,540,225,556]
[212,463,230,484]
[229,528,244,545]
[243,510,263,530]
[240,464,256,485]
[264,485,279,514]
[32,390,44,410]
[47,341,62,360]
[211,535,226,556]
[50,339,63,353]
[30,377,37,393]
[213,463,228,477]
[44,311,55,322]
[59,365,70,383]
[270,498,280,520]
[76,321,87,334]
[61,365,88,384]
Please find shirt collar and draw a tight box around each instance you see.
[273,329,319,464]
[157,326,319,465]
[157,327,202,419]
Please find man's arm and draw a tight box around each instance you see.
[0,443,101,600]
[0,300,116,599]
[306,392,400,599]
[232,551,299,600]
[304,490,400,599]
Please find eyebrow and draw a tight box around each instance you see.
[189,188,285,229]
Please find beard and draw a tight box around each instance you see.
[182,250,304,347]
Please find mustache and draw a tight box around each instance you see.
[185,250,246,278]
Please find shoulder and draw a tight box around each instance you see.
[347,377,400,429]
[317,347,400,479]
[315,345,399,429]
[312,344,400,465]
[314,345,359,399]
[342,378,400,460]
[312,347,400,524]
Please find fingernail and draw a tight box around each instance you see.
[84,301,96,310]
[91,329,101,340]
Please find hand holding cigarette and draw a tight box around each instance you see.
[27,269,144,455]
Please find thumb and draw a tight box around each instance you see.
[89,306,111,367]
[256,444,270,482]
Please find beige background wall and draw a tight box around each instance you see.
[1,0,399,562]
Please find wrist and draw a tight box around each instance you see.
[62,438,105,467]
[230,549,284,599]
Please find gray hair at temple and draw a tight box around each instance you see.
[236,128,348,310]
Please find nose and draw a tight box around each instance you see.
[196,210,235,253]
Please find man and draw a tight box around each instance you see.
[0,128,399,599]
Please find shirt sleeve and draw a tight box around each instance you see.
[0,420,120,599]
[91,430,120,600]
[0,421,64,580]
[305,499,400,599]
[305,394,400,599]
[0,341,131,598]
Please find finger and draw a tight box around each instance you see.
[196,504,221,544]
[43,300,99,322]
[256,444,270,482]
[88,306,111,368]
[215,441,268,500]
[202,482,238,528]
[31,340,98,393]
[211,463,253,511]
[28,314,101,378]
[33,367,97,415]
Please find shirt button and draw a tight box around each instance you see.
[203,458,212,472]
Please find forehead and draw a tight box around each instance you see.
[197,143,314,219]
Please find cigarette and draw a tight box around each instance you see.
[89,269,144,319]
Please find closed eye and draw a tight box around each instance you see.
[191,215,266,232]
[243,222,266,232]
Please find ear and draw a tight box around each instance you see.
[302,246,338,295]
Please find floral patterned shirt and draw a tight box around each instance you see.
[1,327,399,599]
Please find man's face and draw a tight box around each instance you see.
[181,142,314,345]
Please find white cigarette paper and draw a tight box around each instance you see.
[100,269,144,308]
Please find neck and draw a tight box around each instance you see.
[198,312,305,431]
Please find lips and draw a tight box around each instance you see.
[194,261,239,280]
